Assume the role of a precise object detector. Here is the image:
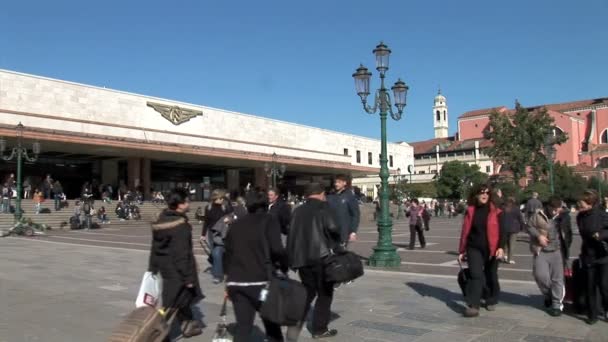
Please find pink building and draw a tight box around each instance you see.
[411,94,608,182]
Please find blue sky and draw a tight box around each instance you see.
[1,0,607,143]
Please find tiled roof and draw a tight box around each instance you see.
[457,97,608,120]
[541,98,608,113]
[411,137,492,155]
[410,137,452,154]
[459,106,508,119]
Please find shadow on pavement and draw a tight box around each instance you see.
[405,282,544,313]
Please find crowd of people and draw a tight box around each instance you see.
[147,174,361,341]
[457,185,608,326]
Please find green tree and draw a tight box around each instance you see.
[486,101,567,183]
[552,162,587,204]
[436,161,488,200]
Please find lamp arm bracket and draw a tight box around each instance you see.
[23,149,38,162]
[1,148,17,161]
[363,89,380,114]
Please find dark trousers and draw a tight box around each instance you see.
[298,263,335,334]
[409,224,426,249]
[227,285,283,342]
[465,247,500,307]
[585,262,608,320]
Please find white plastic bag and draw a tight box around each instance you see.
[135,271,163,308]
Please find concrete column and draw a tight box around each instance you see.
[142,158,151,199]
[127,158,141,190]
[226,169,240,193]
[254,167,269,190]
[101,160,119,188]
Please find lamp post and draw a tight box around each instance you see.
[264,152,286,189]
[544,131,556,194]
[595,158,603,200]
[0,122,40,221]
[393,168,404,220]
[352,41,409,267]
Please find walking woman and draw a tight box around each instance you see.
[458,184,505,317]
[576,190,608,325]
[224,191,288,342]
[500,197,524,264]
[148,188,204,338]
[407,199,426,249]
[200,189,233,284]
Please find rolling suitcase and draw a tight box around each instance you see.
[108,289,186,342]
[107,305,174,342]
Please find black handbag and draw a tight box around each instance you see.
[258,218,307,326]
[324,250,364,284]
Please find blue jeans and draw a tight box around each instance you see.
[211,245,224,280]
[54,195,61,211]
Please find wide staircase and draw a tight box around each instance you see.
[0,199,209,230]
[0,199,385,230]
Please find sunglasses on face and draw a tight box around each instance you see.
[478,190,490,195]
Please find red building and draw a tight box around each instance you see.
[411,94,608,182]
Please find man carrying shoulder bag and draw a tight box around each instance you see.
[287,183,342,340]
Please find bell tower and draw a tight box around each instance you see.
[433,88,448,138]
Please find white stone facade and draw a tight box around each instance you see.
[0,69,413,175]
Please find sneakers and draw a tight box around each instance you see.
[485,304,496,311]
[508,260,516,264]
[463,306,480,318]
[548,308,562,317]
[312,329,338,339]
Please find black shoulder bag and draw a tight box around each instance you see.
[258,216,307,326]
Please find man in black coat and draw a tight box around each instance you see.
[327,174,360,244]
[148,188,204,338]
[268,188,291,235]
[287,183,341,340]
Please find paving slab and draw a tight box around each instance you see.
[1,237,608,342]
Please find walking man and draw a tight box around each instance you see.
[287,183,342,339]
[526,196,572,316]
[407,199,426,249]
[327,174,360,245]
[268,187,292,235]
[525,192,543,221]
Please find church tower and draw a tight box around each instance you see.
[433,88,448,138]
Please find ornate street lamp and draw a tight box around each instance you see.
[544,130,557,194]
[0,122,40,221]
[264,152,286,188]
[393,168,404,220]
[352,41,409,267]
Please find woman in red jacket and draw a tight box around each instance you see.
[458,184,506,317]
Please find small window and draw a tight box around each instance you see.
[436,110,441,121]
[368,152,373,165]
[356,150,361,163]
[601,130,608,144]
[343,148,349,156]
[431,170,437,174]
[443,110,447,121]
[486,165,491,173]
[420,170,426,174]
[389,155,394,167]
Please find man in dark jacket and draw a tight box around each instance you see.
[268,188,291,235]
[148,188,204,338]
[576,190,608,324]
[287,183,341,340]
[224,192,288,342]
[327,174,360,244]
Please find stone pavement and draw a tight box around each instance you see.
[1,237,607,342]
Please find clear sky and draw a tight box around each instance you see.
[1,0,606,143]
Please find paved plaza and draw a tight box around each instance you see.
[2,215,606,342]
